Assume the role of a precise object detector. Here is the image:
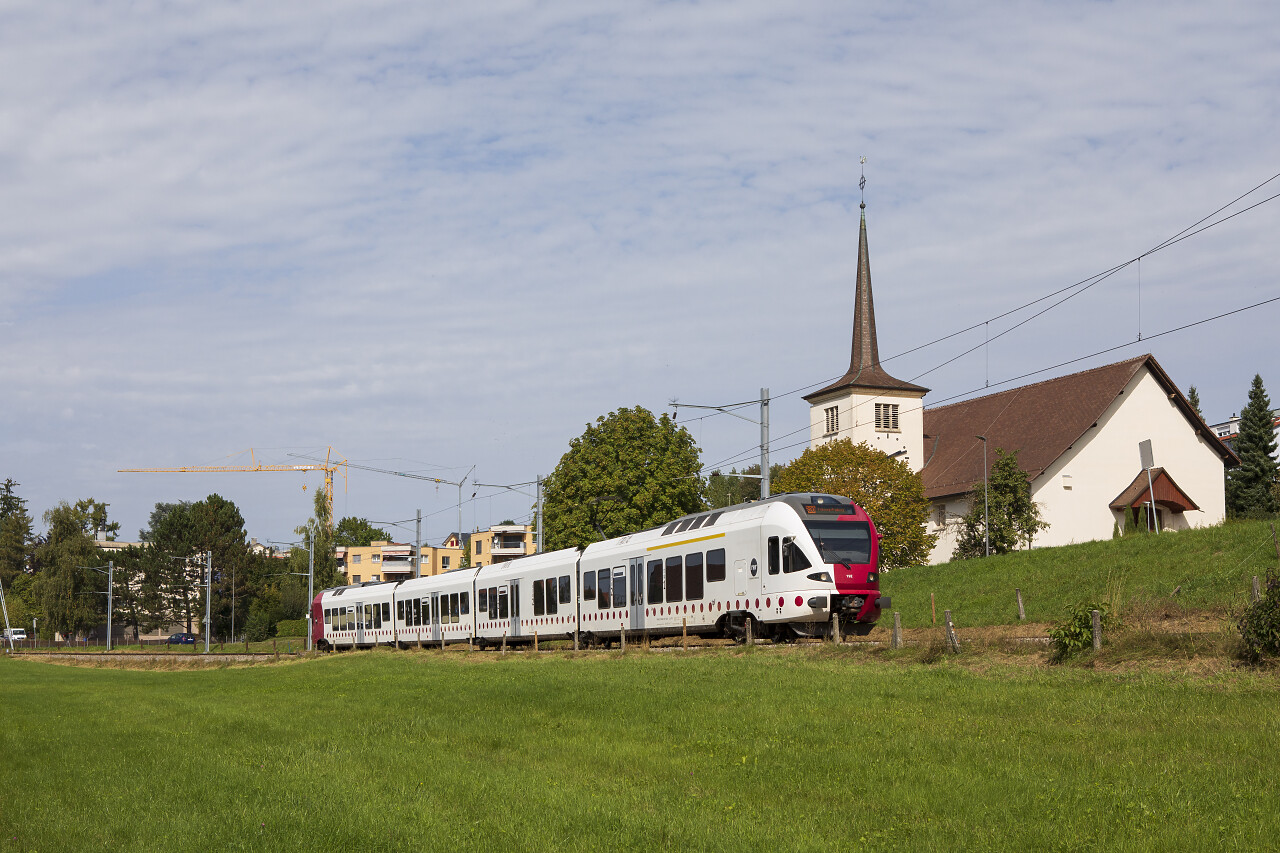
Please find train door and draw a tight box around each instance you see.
[355,600,365,645]
[430,592,441,643]
[762,530,780,596]
[734,559,747,597]
[509,580,522,636]
[629,557,644,629]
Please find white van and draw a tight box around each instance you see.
[3,628,27,642]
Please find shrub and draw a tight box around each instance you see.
[1049,602,1107,663]
[274,618,308,637]
[1238,570,1280,662]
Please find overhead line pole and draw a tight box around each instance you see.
[671,389,772,498]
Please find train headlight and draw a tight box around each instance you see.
[806,571,833,584]
[867,572,878,583]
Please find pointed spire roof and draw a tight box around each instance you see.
[804,203,929,402]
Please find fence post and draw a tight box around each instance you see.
[931,593,936,625]
[744,615,753,645]
[621,624,626,654]
[944,610,959,653]
[273,640,279,660]
[1253,575,1261,604]
[501,633,507,656]
[1016,588,1025,621]
[1092,609,1102,651]
[891,611,902,650]
[681,618,687,650]
[831,613,841,645]
[534,631,539,653]
[573,629,579,652]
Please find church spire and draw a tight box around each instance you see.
[849,201,880,377]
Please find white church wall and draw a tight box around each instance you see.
[808,388,925,471]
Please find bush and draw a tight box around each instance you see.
[1049,602,1107,663]
[274,618,308,637]
[1238,571,1280,662]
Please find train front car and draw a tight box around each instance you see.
[771,494,886,638]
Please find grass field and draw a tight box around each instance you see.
[881,518,1279,628]
[3,647,1278,852]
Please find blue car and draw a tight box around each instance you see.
[166,632,197,645]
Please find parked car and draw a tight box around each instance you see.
[165,632,197,645]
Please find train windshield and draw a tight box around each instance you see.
[804,520,872,565]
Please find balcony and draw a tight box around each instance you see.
[490,541,528,556]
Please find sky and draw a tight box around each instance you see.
[2,1,1277,549]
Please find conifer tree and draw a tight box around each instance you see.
[1226,374,1279,518]
[1187,385,1203,419]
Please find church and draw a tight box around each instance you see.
[804,201,1238,564]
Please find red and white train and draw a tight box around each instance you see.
[311,493,888,650]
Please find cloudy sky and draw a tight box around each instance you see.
[2,1,1277,548]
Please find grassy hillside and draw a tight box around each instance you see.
[3,650,1279,852]
[881,518,1279,628]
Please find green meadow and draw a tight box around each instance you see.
[2,648,1277,852]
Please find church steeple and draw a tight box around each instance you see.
[803,198,928,400]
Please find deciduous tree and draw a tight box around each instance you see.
[334,517,392,548]
[33,501,109,639]
[953,448,1049,559]
[770,439,935,570]
[543,406,706,551]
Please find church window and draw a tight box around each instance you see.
[824,406,839,436]
[933,504,946,527]
[875,403,899,431]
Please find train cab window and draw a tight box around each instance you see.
[768,537,780,575]
[546,580,558,615]
[498,588,509,619]
[783,537,813,573]
[478,588,488,614]
[382,602,391,622]
[707,548,727,582]
[647,560,663,604]
[612,568,626,610]
[597,568,611,609]
[450,593,460,623]
[559,575,572,605]
[461,592,469,616]
[685,553,704,600]
[533,580,545,616]
[583,570,597,604]
[665,556,683,603]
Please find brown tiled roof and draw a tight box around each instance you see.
[803,205,928,401]
[919,354,1237,500]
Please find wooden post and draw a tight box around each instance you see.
[744,615,753,645]
[930,593,936,625]
[620,624,626,654]
[682,618,687,650]
[1016,588,1025,621]
[440,632,445,652]
[1254,576,1262,604]
[1092,609,1102,651]
[573,630,579,652]
[273,640,278,660]
[245,635,249,653]
[944,610,959,653]
[891,611,902,650]
[501,633,507,656]
[534,631,539,653]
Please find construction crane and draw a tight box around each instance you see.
[119,447,347,531]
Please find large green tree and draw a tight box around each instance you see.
[333,516,392,547]
[0,478,34,589]
[543,406,706,551]
[770,439,935,570]
[1226,374,1278,518]
[953,448,1049,559]
[33,501,111,639]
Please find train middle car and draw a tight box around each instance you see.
[312,492,887,650]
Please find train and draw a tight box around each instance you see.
[311,492,888,651]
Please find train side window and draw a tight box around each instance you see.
[367,604,375,627]
[559,575,572,605]
[597,568,610,609]
[706,511,723,526]
[685,552,704,600]
[461,592,469,616]
[355,606,363,630]
[665,556,683,603]
[630,558,644,606]
[397,601,404,622]
[498,588,509,619]
[674,518,693,534]
[768,537,780,575]
[583,570,597,604]
[383,602,391,622]
[489,586,499,620]
[706,548,727,583]
[478,588,488,614]
[450,593,460,623]
[533,580,545,616]
[783,537,812,573]
[546,579,558,615]
[612,568,625,610]
[374,605,382,629]
[647,560,663,604]
[413,598,421,626]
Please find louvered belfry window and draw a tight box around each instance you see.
[875,403,899,431]
[824,406,839,436]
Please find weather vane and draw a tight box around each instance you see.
[859,155,867,204]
